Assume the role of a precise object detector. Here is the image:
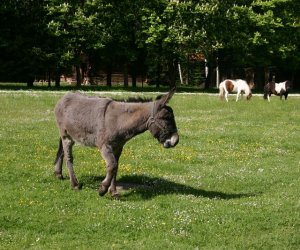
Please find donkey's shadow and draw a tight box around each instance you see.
[80,174,254,200]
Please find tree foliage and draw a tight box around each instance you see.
[0,0,299,87]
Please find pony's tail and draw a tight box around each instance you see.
[54,138,64,165]
[263,84,269,100]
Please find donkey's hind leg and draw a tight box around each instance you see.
[62,137,80,189]
[54,138,64,179]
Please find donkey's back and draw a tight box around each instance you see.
[55,92,112,147]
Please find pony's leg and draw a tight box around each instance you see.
[280,90,285,100]
[267,95,270,102]
[219,87,225,100]
[54,138,64,179]
[99,144,118,196]
[236,91,240,102]
[284,93,288,100]
[62,137,79,189]
[225,91,229,102]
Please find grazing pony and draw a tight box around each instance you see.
[263,80,291,101]
[54,88,179,197]
[219,79,254,102]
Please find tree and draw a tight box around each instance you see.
[46,0,109,86]
[94,0,147,88]
[0,0,299,89]
[249,0,300,83]
[0,0,49,86]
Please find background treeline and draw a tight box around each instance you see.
[0,0,299,89]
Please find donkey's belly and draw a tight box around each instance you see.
[63,113,102,147]
[73,136,96,147]
[66,126,98,147]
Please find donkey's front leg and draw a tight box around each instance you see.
[99,144,119,197]
[108,147,123,197]
[108,175,118,197]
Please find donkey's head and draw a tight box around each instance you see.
[148,87,179,148]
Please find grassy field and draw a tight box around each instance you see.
[0,90,299,249]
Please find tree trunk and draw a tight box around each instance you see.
[204,65,212,89]
[55,72,61,87]
[168,60,176,87]
[123,63,128,87]
[178,63,183,85]
[27,77,34,88]
[156,63,161,89]
[76,65,81,87]
[107,67,112,87]
[254,67,265,90]
[131,63,137,88]
[47,71,51,87]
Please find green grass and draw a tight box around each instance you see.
[0,91,299,249]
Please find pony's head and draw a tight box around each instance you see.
[249,82,255,90]
[285,80,292,91]
[148,87,179,148]
[246,81,254,100]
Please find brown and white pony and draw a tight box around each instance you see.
[263,80,291,102]
[219,79,254,102]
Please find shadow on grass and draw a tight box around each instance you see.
[80,174,255,200]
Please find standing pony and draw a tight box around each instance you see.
[219,79,254,102]
[263,80,291,102]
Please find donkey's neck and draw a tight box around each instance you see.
[115,102,153,140]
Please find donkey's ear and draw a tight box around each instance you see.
[156,87,176,108]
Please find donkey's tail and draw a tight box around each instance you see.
[54,138,64,165]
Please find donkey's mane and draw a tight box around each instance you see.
[114,97,154,103]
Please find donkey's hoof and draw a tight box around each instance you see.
[98,185,108,196]
[109,187,119,198]
[72,183,82,190]
[111,192,120,199]
[54,172,64,180]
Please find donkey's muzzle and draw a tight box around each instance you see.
[163,133,179,148]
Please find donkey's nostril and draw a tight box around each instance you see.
[163,141,171,148]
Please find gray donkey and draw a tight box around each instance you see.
[54,88,179,197]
